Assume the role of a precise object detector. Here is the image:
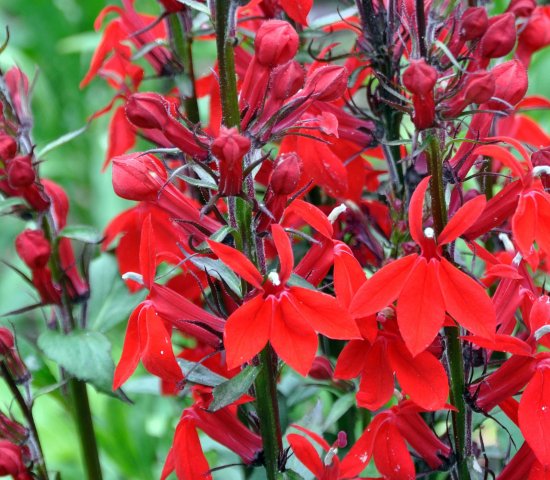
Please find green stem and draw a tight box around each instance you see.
[69,379,103,480]
[215,0,240,129]
[425,132,470,480]
[168,12,200,124]
[254,345,282,480]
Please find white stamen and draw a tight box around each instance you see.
[328,203,347,223]
[268,271,281,286]
[533,165,550,176]
[324,447,338,466]
[498,233,515,253]
[424,227,435,239]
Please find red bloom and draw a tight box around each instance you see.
[350,176,496,356]
[208,224,360,375]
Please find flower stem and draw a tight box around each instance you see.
[254,345,282,480]
[69,379,103,480]
[425,132,470,480]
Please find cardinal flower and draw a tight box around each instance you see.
[350,176,496,356]
[208,224,360,375]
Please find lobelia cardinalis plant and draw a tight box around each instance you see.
[3,0,550,478]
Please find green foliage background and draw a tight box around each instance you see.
[0,0,550,479]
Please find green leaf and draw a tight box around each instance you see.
[175,0,211,15]
[322,392,356,431]
[88,255,146,332]
[0,197,27,214]
[36,124,88,157]
[58,225,103,244]
[276,471,305,480]
[187,255,242,296]
[177,358,227,387]
[38,329,115,393]
[209,365,259,412]
[177,173,217,189]
[210,225,238,243]
[287,274,316,290]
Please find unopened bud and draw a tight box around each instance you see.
[506,0,536,17]
[125,93,170,130]
[308,356,334,380]
[460,7,489,41]
[6,155,35,188]
[486,60,528,110]
[0,134,17,161]
[271,61,305,100]
[480,13,517,58]
[303,65,349,102]
[270,153,302,195]
[255,20,299,68]
[0,412,28,444]
[15,230,51,269]
[211,127,250,196]
[0,328,30,385]
[464,71,495,104]
[403,59,438,96]
[112,153,167,201]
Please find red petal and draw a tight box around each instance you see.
[519,363,550,465]
[140,306,183,383]
[461,334,533,356]
[173,417,213,480]
[287,434,324,478]
[271,224,293,285]
[104,105,135,171]
[438,195,487,245]
[513,194,537,256]
[350,254,418,318]
[224,294,271,369]
[113,303,143,389]
[334,339,368,379]
[388,340,449,411]
[409,176,431,245]
[288,286,361,339]
[285,199,333,238]
[357,339,394,410]
[280,0,313,26]
[372,419,416,480]
[273,294,319,375]
[139,214,155,289]
[536,195,550,254]
[397,258,445,356]
[473,144,526,178]
[333,242,367,307]
[438,258,496,339]
[208,240,263,290]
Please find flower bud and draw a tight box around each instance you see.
[15,230,51,269]
[0,134,17,161]
[0,328,30,385]
[6,155,35,188]
[464,71,495,104]
[486,60,528,110]
[459,7,489,41]
[480,13,517,58]
[255,20,299,67]
[506,0,536,17]
[112,153,167,201]
[271,61,305,100]
[308,356,334,380]
[402,59,438,96]
[125,93,170,130]
[270,153,302,195]
[0,412,28,445]
[0,440,31,479]
[303,65,349,102]
[211,127,250,196]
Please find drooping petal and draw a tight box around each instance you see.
[518,362,550,466]
[139,213,155,289]
[357,339,395,410]
[334,339,368,379]
[438,195,487,245]
[372,419,416,480]
[171,417,213,480]
[397,258,445,356]
[350,254,418,318]
[333,242,367,307]
[438,258,496,339]
[287,434,325,478]
[113,303,144,389]
[207,240,263,290]
[388,340,449,411]
[513,194,538,256]
[285,198,334,238]
[461,334,533,356]
[409,176,431,245]
[271,224,294,285]
[288,286,361,339]
[273,293,319,375]
[224,294,271,369]
[140,306,183,383]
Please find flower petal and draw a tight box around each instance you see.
[409,176,431,245]
[372,419,416,480]
[271,224,294,284]
[113,303,144,390]
[356,339,394,410]
[208,240,263,290]
[334,339,369,379]
[438,195,487,245]
[513,194,537,257]
[287,434,324,478]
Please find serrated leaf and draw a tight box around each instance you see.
[88,255,146,332]
[322,392,356,431]
[38,330,115,393]
[177,358,227,387]
[176,0,211,14]
[36,124,88,157]
[209,365,259,412]
[58,225,103,244]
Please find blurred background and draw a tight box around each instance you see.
[1,0,550,479]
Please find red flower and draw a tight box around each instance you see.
[208,224,360,375]
[350,176,496,356]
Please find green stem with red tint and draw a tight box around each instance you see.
[425,132,470,480]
